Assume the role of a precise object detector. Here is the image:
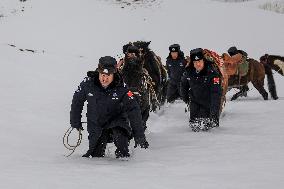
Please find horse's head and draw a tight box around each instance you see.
[121,45,145,90]
[259,54,269,64]
[133,41,151,57]
[122,45,144,73]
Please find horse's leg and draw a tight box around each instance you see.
[251,80,268,100]
[264,65,278,100]
[141,105,150,131]
[231,89,244,101]
[240,85,249,97]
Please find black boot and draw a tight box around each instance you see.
[82,150,94,158]
[113,128,130,158]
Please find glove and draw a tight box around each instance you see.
[134,137,149,149]
[71,123,84,131]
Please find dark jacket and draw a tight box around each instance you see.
[70,71,145,139]
[180,60,222,117]
[166,53,187,84]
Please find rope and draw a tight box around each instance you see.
[142,68,159,111]
[63,127,83,157]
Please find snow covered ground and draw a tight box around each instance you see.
[0,0,284,188]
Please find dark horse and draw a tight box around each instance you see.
[260,54,284,76]
[132,41,168,111]
[120,53,150,131]
[259,54,284,100]
[223,55,272,100]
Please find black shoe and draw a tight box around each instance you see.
[115,151,130,159]
[82,150,105,158]
[82,150,93,158]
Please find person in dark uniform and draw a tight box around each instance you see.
[166,44,187,103]
[180,48,222,131]
[70,56,148,158]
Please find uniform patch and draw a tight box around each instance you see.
[127,91,134,97]
[213,77,220,84]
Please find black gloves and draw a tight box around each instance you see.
[71,123,84,131]
[134,136,149,149]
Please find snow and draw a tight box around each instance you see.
[0,0,284,188]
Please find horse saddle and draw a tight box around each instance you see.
[223,53,249,77]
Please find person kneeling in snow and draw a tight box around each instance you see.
[70,56,148,158]
[180,48,222,131]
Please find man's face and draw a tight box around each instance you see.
[171,52,178,59]
[99,72,114,87]
[193,59,205,72]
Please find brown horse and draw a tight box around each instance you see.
[223,53,271,100]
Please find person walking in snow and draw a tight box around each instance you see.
[180,48,222,131]
[166,44,187,103]
[70,56,148,158]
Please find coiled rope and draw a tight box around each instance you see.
[63,127,83,157]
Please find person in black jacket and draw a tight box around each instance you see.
[70,56,148,158]
[166,44,187,103]
[180,48,222,131]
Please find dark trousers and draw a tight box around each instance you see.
[90,127,130,158]
[189,102,219,129]
[166,82,181,103]
[189,101,210,121]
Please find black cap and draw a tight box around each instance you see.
[97,56,117,74]
[228,46,239,56]
[169,44,180,52]
[190,48,204,61]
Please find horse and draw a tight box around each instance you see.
[119,54,151,131]
[260,54,284,76]
[259,54,284,99]
[223,53,274,100]
[132,41,168,111]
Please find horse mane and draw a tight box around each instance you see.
[268,54,284,61]
[133,41,151,52]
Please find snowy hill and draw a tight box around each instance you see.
[0,0,284,188]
